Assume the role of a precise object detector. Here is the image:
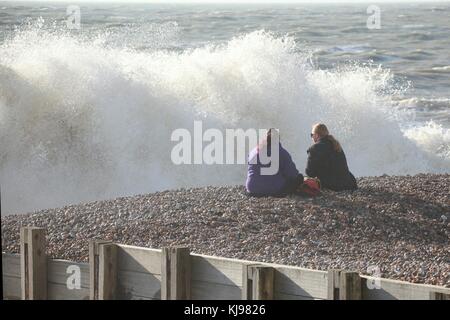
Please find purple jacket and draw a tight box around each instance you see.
[246,143,300,195]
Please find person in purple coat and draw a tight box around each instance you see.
[246,129,303,196]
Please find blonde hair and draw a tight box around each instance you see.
[312,123,342,152]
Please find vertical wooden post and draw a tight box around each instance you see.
[242,264,274,300]
[161,247,171,300]
[429,292,450,300]
[98,243,118,300]
[242,264,253,300]
[253,266,274,300]
[339,271,362,300]
[89,240,114,300]
[327,269,341,300]
[20,228,27,300]
[89,240,97,300]
[20,227,47,300]
[170,246,191,300]
[161,246,191,300]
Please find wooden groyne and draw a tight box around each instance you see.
[2,227,450,300]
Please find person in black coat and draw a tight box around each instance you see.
[305,123,357,191]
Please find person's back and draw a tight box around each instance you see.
[246,130,301,196]
[306,124,357,191]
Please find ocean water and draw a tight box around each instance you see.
[0,2,449,214]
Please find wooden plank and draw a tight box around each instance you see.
[361,276,450,300]
[117,244,161,275]
[192,252,328,300]
[170,246,191,300]
[3,276,21,300]
[117,270,161,300]
[191,253,328,300]
[190,253,449,301]
[20,227,47,300]
[274,266,328,300]
[48,260,90,289]
[429,292,450,300]
[47,282,90,300]
[339,271,361,300]
[117,249,328,301]
[192,281,242,300]
[98,243,118,300]
[2,253,21,278]
[191,255,243,287]
[275,292,325,300]
[117,294,156,300]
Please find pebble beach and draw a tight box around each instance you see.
[2,174,449,287]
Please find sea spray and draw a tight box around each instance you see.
[0,24,449,214]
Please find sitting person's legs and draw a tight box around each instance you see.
[282,174,304,195]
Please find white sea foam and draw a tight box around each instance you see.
[404,121,450,161]
[0,24,449,214]
[431,65,450,71]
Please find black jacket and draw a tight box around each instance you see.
[305,138,357,191]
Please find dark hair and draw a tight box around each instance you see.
[258,128,279,150]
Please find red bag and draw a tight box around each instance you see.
[299,178,321,196]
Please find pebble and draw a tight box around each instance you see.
[1,174,449,287]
